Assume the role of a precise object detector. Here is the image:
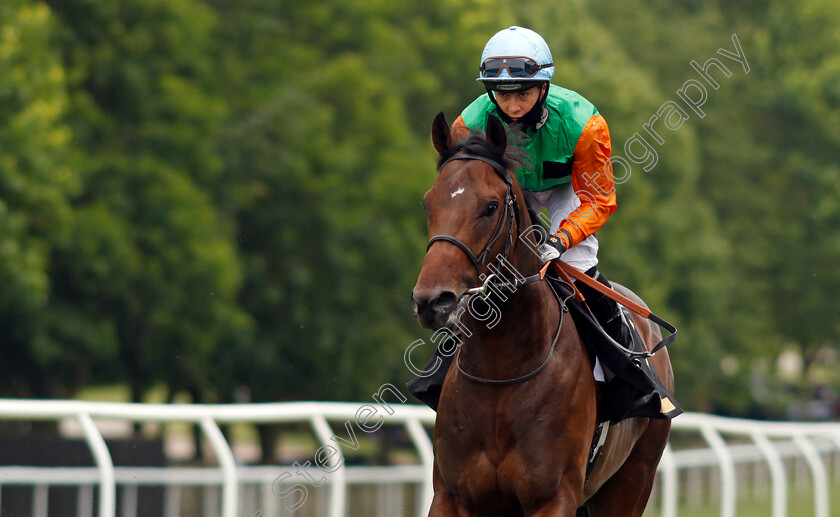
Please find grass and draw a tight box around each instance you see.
[643,480,840,517]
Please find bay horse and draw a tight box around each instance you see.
[411,112,675,516]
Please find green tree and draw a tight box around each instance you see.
[586,0,840,413]
[3,0,835,420]
[745,0,840,376]
[0,1,81,397]
[42,0,248,403]
[204,1,444,404]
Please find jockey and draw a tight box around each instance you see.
[451,26,635,360]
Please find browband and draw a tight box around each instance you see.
[439,153,512,186]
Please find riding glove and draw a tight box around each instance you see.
[543,234,566,261]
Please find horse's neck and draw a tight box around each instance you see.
[460,279,560,378]
[469,239,555,346]
[458,206,561,376]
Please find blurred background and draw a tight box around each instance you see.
[3,0,840,420]
[1,0,840,513]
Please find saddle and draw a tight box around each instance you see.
[406,272,682,424]
[548,274,682,423]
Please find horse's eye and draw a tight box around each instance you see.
[482,202,499,217]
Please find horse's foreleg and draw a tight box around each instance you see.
[528,504,579,517]
[428,492,470,517]
[428,462,470,517]
[524,486,581,517]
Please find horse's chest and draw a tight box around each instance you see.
[435,395,569,508]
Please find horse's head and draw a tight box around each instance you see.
[411,113,543,330]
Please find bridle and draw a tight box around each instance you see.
[426,152,520,285]
[424,150,562,385]
[426,150,548,298]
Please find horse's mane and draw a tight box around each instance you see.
[437,127,531,174]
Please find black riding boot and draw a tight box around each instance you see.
[574,267,638,353]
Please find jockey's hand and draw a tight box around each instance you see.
[539,234,566,262]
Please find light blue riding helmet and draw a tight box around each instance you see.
[477,26,554,91]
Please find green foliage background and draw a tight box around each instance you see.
[1,0,838,416]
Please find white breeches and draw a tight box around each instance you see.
[526,183,600,273]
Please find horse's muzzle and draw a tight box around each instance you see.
[411,288,460,330]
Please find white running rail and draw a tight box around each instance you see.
[660,412,840,517]
[0,401,838,517]
[0,399,436,517]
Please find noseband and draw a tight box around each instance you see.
[426,153,521,280]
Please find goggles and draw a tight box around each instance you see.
[479,56,553,79]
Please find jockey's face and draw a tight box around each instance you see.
[494,85,545,121]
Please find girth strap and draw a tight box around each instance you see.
[585,421,610,487]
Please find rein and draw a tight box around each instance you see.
[456,275,573,385]
[554,261,677,357]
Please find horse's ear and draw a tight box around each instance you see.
[432,111,452,155]
[486,114,507,151]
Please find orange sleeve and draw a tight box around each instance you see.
[556,114,617,248]
[450,115,470,141]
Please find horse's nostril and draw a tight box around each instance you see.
[432,291,457,313]
[412,288,458,329]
